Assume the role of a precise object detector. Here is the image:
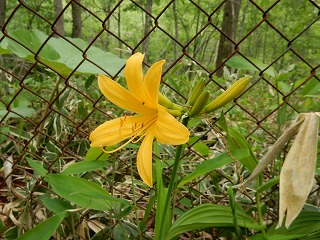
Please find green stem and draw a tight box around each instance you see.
[159,116,189,240]
[256,175,266,235]
[130,149,142,240]
[35,75,62,150]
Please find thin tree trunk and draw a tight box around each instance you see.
[71,0,82,38]
[118,4,122,58]
[215,0,242,77]
[173,0,178,59]
[54,0,64,36]
[104,1,113,49]
[142,0,153,62]
[193,1,201,59]
[0,0,6,28]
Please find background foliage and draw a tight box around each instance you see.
[0,0,319,239]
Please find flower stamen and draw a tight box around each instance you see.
[100,137,133,154]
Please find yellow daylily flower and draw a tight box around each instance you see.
[90,53,190,187]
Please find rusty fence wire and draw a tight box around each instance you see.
[0,0,320,238]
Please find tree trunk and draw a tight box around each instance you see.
[215,0,242,77]
[71,0,82,38]
[54,0,64,36]
[142,0,153,62]
[173,0,178,59]
[0,0,6,28]
[118,4,122,58]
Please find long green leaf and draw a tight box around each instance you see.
[165,204,265,240]
[0,107,36,119]
[227,128,258,171]
[61,160,109,175]
[26,157,48,177]
[44,174,130,211]
[17,211,67,240]
[84,147,110,160]
[178,149,250,188]
[40,198,73,214]
[256,176,280,194]
[267,210,320,240]
[154,156,171,239]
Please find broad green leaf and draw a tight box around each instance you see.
[227,128,258,171]
[277,105,287,125]
[178,149,250,188]
[44,174,130,211]
[17,211,67,240]
[0,29,125,76]
[3,227,18,240]
[40,197,73,214]
[165,204,265,240]
[187,117,202,128]
[264,209,320,240]
[0,107,36,119]
[8,29,59,60]
[0,37,11,54]
[0,126,10,145]
[226,55,277,77]
[301,78,320,96]
[26,157,48,177]
[192,142,209,156]
[47,35,125,76]
[84,147,110,160]
[249,235,269,240]
[256,176,279,194]
[85,74,95,89]
[0,219,5,234]
[61,160,110,175]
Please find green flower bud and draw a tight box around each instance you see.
[188,90,210,117]
[203,76,251,113]
[167,108,182,117]
[187,79,205,106]
[158,92,182,111]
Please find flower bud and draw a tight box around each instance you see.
[158,92,182,111]
[167,108,182,117]
[203,76,251,113]
[187,79,205,106]
[188,90,210,117]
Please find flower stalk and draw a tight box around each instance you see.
[159,116,189,240]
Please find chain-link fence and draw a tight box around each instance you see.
[1,0,320,239]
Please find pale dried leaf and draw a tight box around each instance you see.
[9,207,21,227]
[87,219,106,233]
[242,116,304,186]
[79,221,90,240]
[3,155,13,190]
[278,113,319,228]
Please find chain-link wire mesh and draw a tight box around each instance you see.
[1,0,320,238]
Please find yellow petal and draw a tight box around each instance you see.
[90,115,152,147]
[98,75,152,114]
[137,132,154,187]
[124,52,146,100]
[144,60,165,105]
[154,107,190,145]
